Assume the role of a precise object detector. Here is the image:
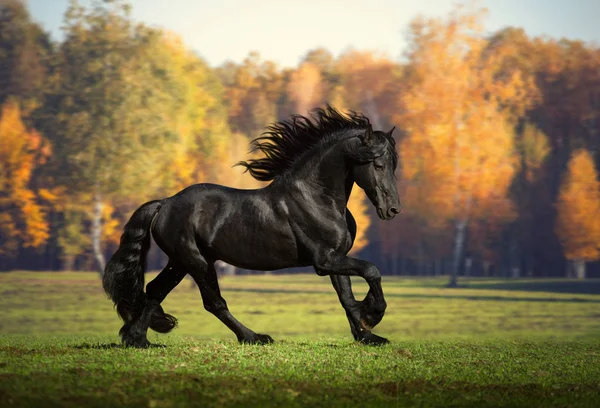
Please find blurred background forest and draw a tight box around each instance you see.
[1,0,599,280]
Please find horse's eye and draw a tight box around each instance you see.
[374,164,384,171]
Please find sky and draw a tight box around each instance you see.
[27,0,600,68]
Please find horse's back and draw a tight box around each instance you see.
[153,183,302,270]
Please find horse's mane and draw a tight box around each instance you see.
[237,105,392,181]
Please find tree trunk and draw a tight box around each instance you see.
[448,219,467,287]
[417,241,425,276]
[509,236,521,279]
[573,259,586,279]
[91,192,106,276]
[482,261,489,277]
[62,254,75,272]
[390,252,398,275]
[464,257,472,277]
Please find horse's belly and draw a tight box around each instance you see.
[206,222,302,271]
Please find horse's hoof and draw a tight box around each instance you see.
[121,334,151,348]
[123,340,151,348]
[356,299,386,330]
[240,333,274,345]
[358,332,390,346]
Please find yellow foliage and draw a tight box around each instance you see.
[0,100,50,255]
[335,50,397,120]
[101,202,122,246]
[347,188,371,254]
[555,149,600,261]
[203,132,265,190]
[287,62,323,114]
[398,4,531,258]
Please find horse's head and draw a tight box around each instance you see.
[348,125,400,220]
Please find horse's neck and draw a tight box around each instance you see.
[344,175,354,204]
[293,146,351,213]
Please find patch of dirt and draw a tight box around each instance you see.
[394,348,414,358]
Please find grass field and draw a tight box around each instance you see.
[1,271,600,407]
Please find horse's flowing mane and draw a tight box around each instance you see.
[237,105,380,181]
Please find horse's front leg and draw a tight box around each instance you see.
[328,275,390,345]
[313,251,388,344]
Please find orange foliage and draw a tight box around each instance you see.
[101,202,122,246]
[286,62,323,114]
[555,149,600,261]
[347,187,371,254]
[397,4,535,260]
[205,132,264,190]
[220,52,280,136]
[0,100,50,255]
[335,50,398,126]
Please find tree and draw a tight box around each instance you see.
[148,31,234,194]
[335,50,399,128]
[218,52,280,137]
[286,62,323,114]
[0,0,52,110]
[0,99,50,266]
[555,149,600,278]
[399,4,536,286]
[504,123,551,277]
[43,0,190,274]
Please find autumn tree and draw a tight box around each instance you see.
[0,100,50,267]
[555,149,600,278]
[218,52,281,137]
[0,0,52,110]
[42,0,194,274]
[399,4,536,285]
[505,123,551,277]
[335,50,399,129]
[286,62,323,114]
[488,28,600,277]
[146,31,234,195]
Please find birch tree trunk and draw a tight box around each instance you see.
[464,257,472,277]
[91,192,106,276]
[573,259,586,279]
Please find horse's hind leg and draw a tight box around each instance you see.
[119,262,186,347]
[146,262,187,304]
[179,248,273,344]
[119,299,160,347]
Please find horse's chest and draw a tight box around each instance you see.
[307,214,351,252]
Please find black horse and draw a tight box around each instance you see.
[102,106,400,347]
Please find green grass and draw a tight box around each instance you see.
[1,271,600,407]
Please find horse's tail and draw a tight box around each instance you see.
[102,199,176,333]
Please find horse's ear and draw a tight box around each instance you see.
[362,125,374,145]
[387,126,396,137]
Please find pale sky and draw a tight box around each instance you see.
[27,0,600,68]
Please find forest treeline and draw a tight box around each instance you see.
[1,0,599,279]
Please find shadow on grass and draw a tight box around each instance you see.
[464,280,600,295]
[221,287,600,303]
[2,372,599,408]
[72,343,167,350]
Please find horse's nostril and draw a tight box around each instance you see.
[390,207,400,214]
